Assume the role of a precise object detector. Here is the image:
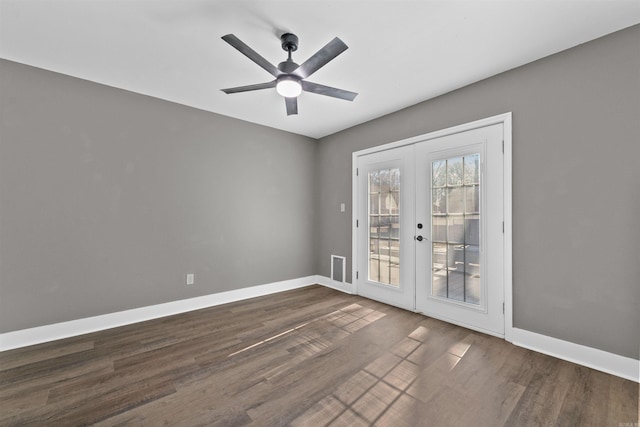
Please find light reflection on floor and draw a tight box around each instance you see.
[290,325,473,426]
[227,303,386,380]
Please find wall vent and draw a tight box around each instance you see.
[331,255,346,283]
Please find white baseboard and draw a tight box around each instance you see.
[509,327,639,382]
[0,276,317,352]
[314,275,354,294]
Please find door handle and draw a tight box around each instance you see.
[416,235,424,242]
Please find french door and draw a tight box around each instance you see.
[355,122,505,336]
[355,146,415,310]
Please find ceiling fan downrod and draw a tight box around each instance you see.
[278,33,300,73]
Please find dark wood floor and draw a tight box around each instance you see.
[1,285,637,426]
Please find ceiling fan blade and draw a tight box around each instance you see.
[221,80,277,94]
[285,97,298,116]
[293,37,348,79]
[222,34,283,78]
[301,81,358,101]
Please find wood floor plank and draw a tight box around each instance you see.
[0,353,114,403]
[608,375,639,426]
[0,285,637,426]
[0,340,95,372]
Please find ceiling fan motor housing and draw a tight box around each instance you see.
[278,60,299,74]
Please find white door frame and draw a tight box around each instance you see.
[352,112,513,341]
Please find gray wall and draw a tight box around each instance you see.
[316,25,640,359]
[1,25,638,361]
[0,59,317,332]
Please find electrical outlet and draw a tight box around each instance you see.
[186,273,195,285]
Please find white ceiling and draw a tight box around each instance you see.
[1,1,639,139]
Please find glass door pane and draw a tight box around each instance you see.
[431,154,480,305]
[368,167,400,287]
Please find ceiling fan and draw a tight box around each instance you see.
[221,33,358,116]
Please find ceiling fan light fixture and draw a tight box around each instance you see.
[221,33,357,115]
[276,76,302,98]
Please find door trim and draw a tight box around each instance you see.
[352,112,513,340]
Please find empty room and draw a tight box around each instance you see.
[1,1,639,425]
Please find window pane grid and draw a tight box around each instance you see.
[431,154,480,305]
[368,168,400,287]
